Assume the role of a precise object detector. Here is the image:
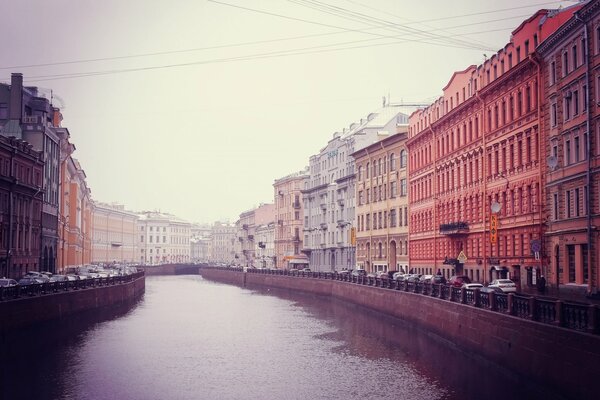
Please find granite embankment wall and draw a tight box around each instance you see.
[0,273,145,333]
[199,268,600,400]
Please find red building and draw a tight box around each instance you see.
[537,0,600,297]
[407,5,583,287]
[0,135,44,279]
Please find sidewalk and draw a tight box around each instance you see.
[519,284,600,306]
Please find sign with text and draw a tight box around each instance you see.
[490,214,498,244]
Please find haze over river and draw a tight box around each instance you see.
[3,275,559,400]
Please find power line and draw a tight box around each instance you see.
[2,1,546,71]
[287,0,492,52]
[16,25,521,84]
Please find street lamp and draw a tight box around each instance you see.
[489,201,501,282]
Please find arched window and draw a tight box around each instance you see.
[390,153,396,171]
[358,166,363,180]
[366,162,370,178]
[400,150,407,168]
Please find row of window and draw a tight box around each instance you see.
[552,185,587,220]
[358,179,407,205]
[357,240,409,258]
[357,207,409,232]
[550,84,587,127]
[357,151,407,180]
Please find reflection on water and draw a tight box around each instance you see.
[2,275,562,400]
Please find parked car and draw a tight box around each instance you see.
[0,278,18,287]
[448,275,471,288]
[406,274,422,283]
[488,279,517,293]
[49,275,68,282]
[431,274,447,284]
[65,274,80,281]
[387,270,399,280]
[301,268,311,272]
[420,274,434,283]
[352,269,367,277]
[376,271,389,279]
[18,277,44,286]
[463,283,484,290]
[393,272,408,281]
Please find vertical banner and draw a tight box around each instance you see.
[350,227,356,246]
[490,214,498,244]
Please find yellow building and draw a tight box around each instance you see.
[91,202,139,265]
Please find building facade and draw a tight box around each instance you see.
[235,203,275,267]
[138,211,191,265]
[0,73,61,273]
[0,135,44,279]
[407,5,583,285]
[92,202,139,265]
[538,0,600,296]
[273,168,309,269]
[211,222,236,264]
[302,105,409,272]
[353,130,410,274]
[255,222,275,268]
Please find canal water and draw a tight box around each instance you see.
[2,275,562,400]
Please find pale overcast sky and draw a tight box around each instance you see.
[0,0,577,223]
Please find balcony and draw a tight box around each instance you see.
[293,201,301,209]
[238,237,244,242]
[278,219,284,225]
[320,222,328,230]
[111,242,123,247]
[320,202,327,210]
[320,243,326,248]
[439,221,469,235]
[337,198,344,207]
[242,224,249,230]
[248,234,254,241]
[292,235,300,243]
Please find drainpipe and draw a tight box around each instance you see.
[577,14,593,296]
[529,52,545,287]
[428,125,438,275]
[380,141,390,273]
[475,91,487,284]
[7,148,15,278]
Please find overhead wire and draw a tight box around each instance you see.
[2,1,552,71]
[286,0,493,51]
[18,25,522,84]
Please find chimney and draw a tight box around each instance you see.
[52,107,63,127]
[9,73,23,120]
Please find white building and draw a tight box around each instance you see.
[138,211,191,265]
[302,104,409,272]
[210,222,236,264]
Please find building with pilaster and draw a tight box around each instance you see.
[407,5,584,286]
[92,202,139,265]
[138,211,190,265]
[210,222,236,264]
[273,168,309,269]
[0,135,44,279]
[353,129,410,274]
[537,0,600,296]
[302,104,409,272]
[0,73,61,273]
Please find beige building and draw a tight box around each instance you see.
[92,202,139,265]
[274,168,309,269]
[353,129,410,273]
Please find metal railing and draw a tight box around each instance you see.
[207,266,599,335]
[0,271,145,302]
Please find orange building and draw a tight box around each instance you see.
[56,117,93,272]
[407,5,583,286]
[273,168,309,269]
